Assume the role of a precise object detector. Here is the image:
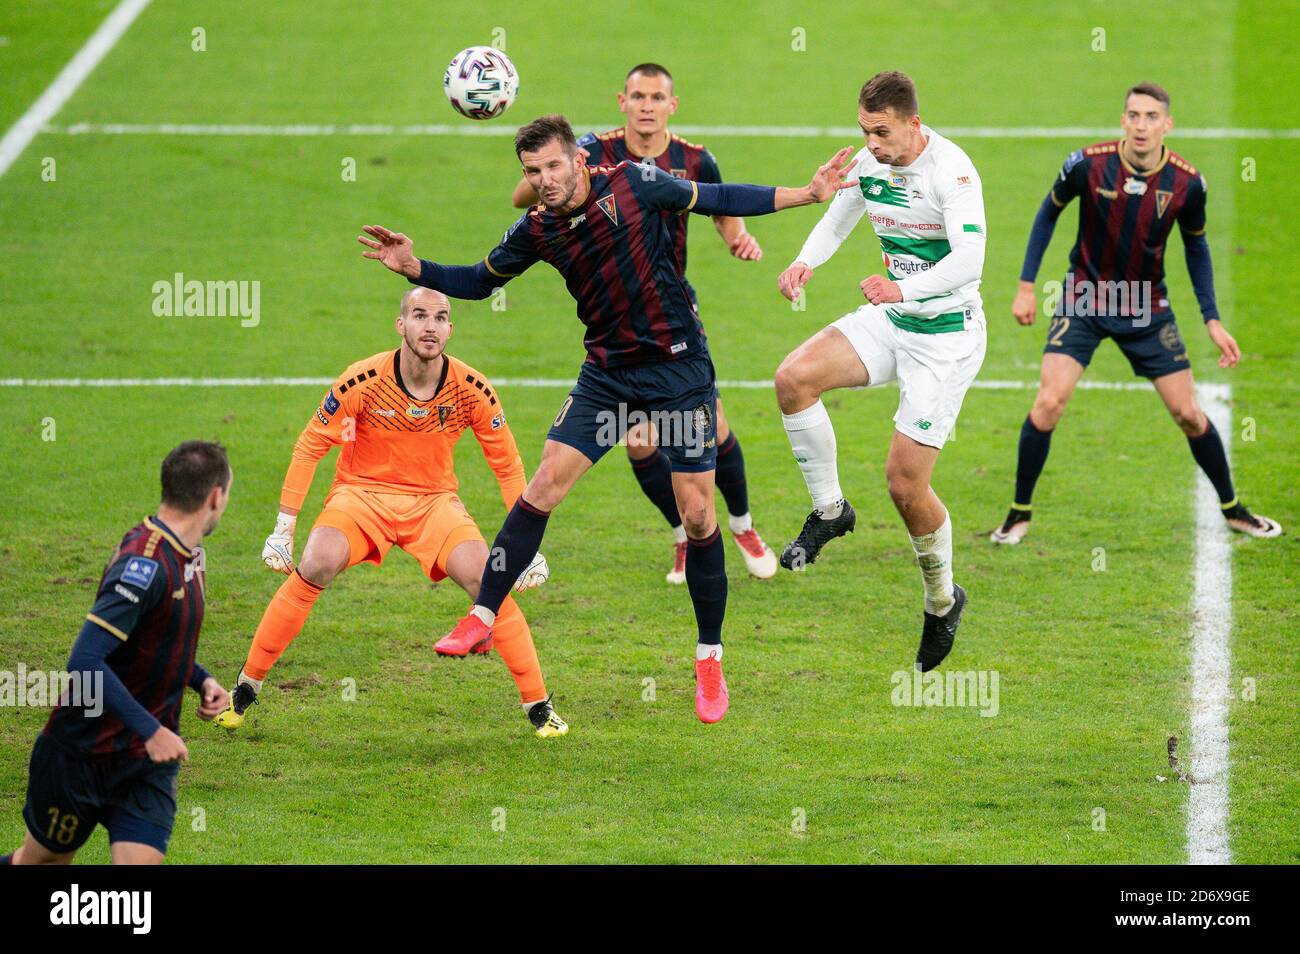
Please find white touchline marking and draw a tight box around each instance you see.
[0,0,153,179]
[38,122,1300,140]
[1187,383,1233,864]
[0,375,1229,399]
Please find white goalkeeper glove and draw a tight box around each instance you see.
[262,512,297,574]
[514,551,550,592]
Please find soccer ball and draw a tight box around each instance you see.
[443,46,519,120]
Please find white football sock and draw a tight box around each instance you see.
[696,643,722,661]
[237,670,263,694]
[728,512,752,534]
[782,400,844,512]
[818,499,844,520]
[910,511,955,616]
[470,605,496,627]
[672,524,688,544]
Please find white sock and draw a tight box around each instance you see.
[237,670,263,694]
[470,605,496,627]
[910,511,955,616]
[696,643,722,661]
[782,400,844,512]
[521,697,546,712]
[818,499,844,520]
[672,524,688,544]
[728,512,752,534]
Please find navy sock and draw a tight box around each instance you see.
[630,448,682,530]
[714,432,749,518]
[1187,420,1236,506]
[1014,415,1054,508]
[685,528,727,645]
[477,497,550,615]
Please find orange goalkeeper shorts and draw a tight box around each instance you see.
[313,485,484,581]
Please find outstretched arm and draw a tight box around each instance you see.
[636,148,859,219]
[359,225,498,300]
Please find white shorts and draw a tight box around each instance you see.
[830,304,986,449]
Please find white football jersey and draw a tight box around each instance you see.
[796,125,986,332]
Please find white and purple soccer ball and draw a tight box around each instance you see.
[443,46,518,120]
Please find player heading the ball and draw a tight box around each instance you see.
[359,114,858,723]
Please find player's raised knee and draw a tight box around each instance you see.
[297,529,350,587]
[774,354,819,410]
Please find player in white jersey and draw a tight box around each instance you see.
[774,71,986,672]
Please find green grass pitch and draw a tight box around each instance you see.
[0,0,1295,863]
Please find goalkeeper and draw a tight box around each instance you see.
[215,287,566,738]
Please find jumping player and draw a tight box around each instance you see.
[5,442,232,865]
[361,114,858,722]
[993,82,1280,543]
[774,72,987,673]
[509,63,776,583]
[214,287,566,738]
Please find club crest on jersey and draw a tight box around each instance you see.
[1155,190,1173,217]
[406,405,430,419]
[1122,177,1148,196]
[595,194,619,225]
[437,405,454,426]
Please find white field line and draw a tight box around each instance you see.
[0,375,1230,401]
[0,0,152,178]
[1186,385,1234,864]
[39,122,1300,140]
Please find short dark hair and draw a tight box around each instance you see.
[1126,81,1170,110]
[514,114,578,158]
[160,441,231,512]
[626,62,672,86]
[858,71,919,117]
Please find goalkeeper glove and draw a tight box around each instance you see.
[514,551,550,591]
[262,512,297,574]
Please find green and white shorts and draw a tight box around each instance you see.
[831,303,986,449]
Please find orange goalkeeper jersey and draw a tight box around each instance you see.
[280,350,526,511]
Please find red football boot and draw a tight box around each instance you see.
[435,612,493,657]
[694,650,729,723]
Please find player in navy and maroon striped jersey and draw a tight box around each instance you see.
[509,63,777,586]
[993,82,1280,544]
[360,113,858,723]
[5,442,232,866]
